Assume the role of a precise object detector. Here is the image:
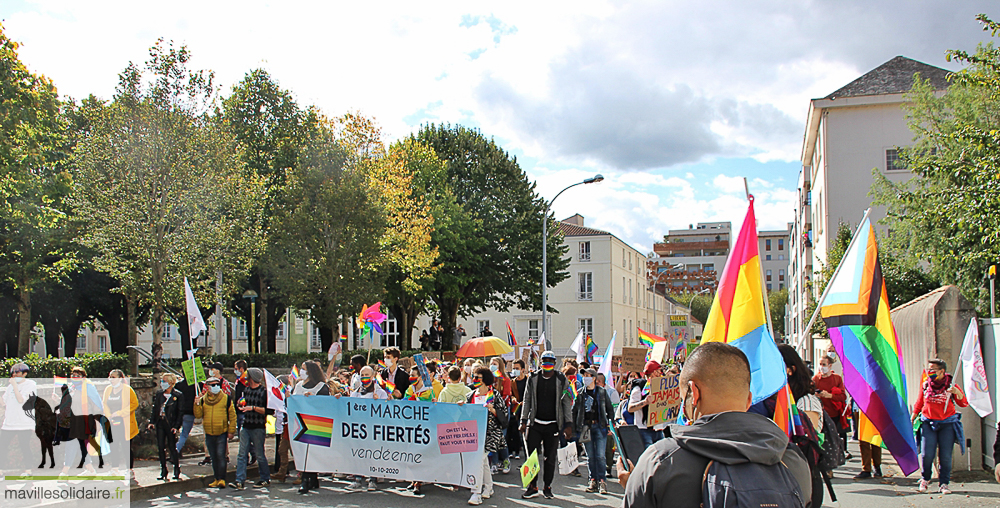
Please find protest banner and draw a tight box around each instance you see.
[181,357,205,385]
[286,395,488,488]
[621,347,647,372]
[645,373,682,426]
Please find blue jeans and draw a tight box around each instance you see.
[639,428,662,450]
[236,427,269,483]
[920,420,955,485]
[584,425,608,481]
[205,433,228,481]
[176,414,195,452]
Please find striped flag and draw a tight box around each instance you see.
[637,328,665,349]
[584,335,599,363]
[294,413,334,446]
[820,216,919,475]
[506,321,518,348]
[701,197,785,404]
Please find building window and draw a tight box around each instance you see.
[380,318,398,348]
[99,335,107,353]
[623,278,627,303]
[767,283,773,291]
[779,269,785,281]
[704,264,714,272]
[295,315,304,334]
[629,252,632,270]
[766,254,772,261]
[276,319,286,340]
[237,320,247,341]
[886,148,906,171]
[780,283,785,290]
[528,320,539,340]
[778,239,784,251]
[579,241,591,262]
[310,325,322,350]
[162,325,176,341]
[477,320,491,337]
[778,254,785,261]
[622,249,626,267]
[766,269,772,282]
[628,279,633,304]
[765,239,772,251]
[578,272,593,301]
[77,333,87,350]
[579,318,593,339]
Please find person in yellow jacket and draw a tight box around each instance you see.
[102,369,139,483]
[194,377,237,488]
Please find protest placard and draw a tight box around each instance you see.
[645,373,682,426]
[621,347,647,372]
[287,396,488,488]
[398,357,415,371]
[650,341,670,364]
[422,351,441,361]
[181,357,205,385]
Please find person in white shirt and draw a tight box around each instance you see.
[1,363,36,476]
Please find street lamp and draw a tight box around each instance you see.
[541,174,604,348]
[242,289,258,354]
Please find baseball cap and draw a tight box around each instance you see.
[210,362,224,372]
[541,351,557,361]
[643,360,661,376]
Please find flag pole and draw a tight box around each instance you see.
[745,179,776,340]
[797,208,873,354]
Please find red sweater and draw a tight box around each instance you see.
[812,372,848,428]
[912,382,968,421]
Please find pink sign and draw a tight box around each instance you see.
[437,420,480,454]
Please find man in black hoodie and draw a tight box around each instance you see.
[622,342,812,508]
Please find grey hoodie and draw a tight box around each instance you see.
[622,411,812,508]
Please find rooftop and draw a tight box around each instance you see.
[823,56,951,100]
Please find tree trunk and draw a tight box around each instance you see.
[226,313,233,354]
[41,312,61,358]
[60,319,83,358]
[16,286,32,357]
[437,298,460,351]
[152,303,164,371]
[319,325,333,356]
[259,282,269,354]
[127,297,138,376]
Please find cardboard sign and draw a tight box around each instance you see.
[181,357,205,385]
[646,373,682,426]
[422,351,442,361]
[621,347,647,373]
[398,357,415,372]
[650,342,670,364]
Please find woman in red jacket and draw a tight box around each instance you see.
[911,359,967,495]
[812,355,852,461]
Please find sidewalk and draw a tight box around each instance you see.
[131,433,278,502]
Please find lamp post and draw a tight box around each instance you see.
[541,174,604,349]
[242,289,258,354]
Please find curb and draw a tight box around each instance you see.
[130,465,260,502]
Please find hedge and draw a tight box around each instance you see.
[1,352,130,378]
[157,349,430,369]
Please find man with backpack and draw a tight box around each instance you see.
[622,343,812,508]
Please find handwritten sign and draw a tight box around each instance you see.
[437,420,481,454]
[621,347,647,373]
[422,351,441,361]
[646,374,682,426]
[398,357,415,372]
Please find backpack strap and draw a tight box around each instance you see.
[701,459,715,484]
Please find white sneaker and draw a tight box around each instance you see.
[939,484,952,495]
[917,479,929,492]
[346,480,365,491]
[483,486,494,499]
[468,493,483,505]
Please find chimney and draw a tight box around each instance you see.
[563,214,585,226]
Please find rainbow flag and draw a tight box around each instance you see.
[379,375,395,395]
[294,413,334,446]
[701,197,785,404]
[637,328,665,349]
[289,365,300,383]
[506,321,518,347]
[377,359,386,369]
[584,335,599,363]
[773,385,806,438]
[564,381,578,400]
[820,216,918,475]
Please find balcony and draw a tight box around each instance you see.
[578,291,593,301]
[653,240,729,256]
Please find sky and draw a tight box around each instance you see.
[3,1,996,253]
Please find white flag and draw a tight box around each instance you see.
[184,278,207,345]
[597,331,617,383]
[569,329,585,362]
[264,369,285,413]
[959,318,992,417]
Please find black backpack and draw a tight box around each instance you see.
[701,458,805,508]
[816,411,846,472]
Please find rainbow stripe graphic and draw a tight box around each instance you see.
[294,413,334,447]
[637,328,665,349]
[701,197,785,404]
[584,335,599,363]
[820,216,918,475]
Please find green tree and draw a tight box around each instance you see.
[768,289,788,339]
[73,40,264,372]
[871,14,1000,313]
[0,25,75,356]
[415,124,570,349]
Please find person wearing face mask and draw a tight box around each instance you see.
[147,373,183,481]
[197,362,231,467]
[574,368,614,494]
[621,343,811,508]
[488,357,513,474]
[347,366,387,492]
[813,355,850,462]
[230,368,272,490]
[519,350,574,500]
[506,360,528,459]
[293,361,330,493]
[467,367,508,505]
[102,369,138,482]
[1,363,36,478]
[194,377,236,488]
[911,359,967,495]
[629,361,667,450]
[380,347,410,399]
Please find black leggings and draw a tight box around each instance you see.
[156,423,179,473]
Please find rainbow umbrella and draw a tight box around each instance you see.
[456,336,514,358]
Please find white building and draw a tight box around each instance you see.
[789,55,951,360]
[758,229,789,294]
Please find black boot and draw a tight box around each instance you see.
[158,469,168,481]
[173,466,181,480]
[298,475,311,494]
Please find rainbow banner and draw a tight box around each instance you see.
[773,384,806,438]
[820,216,918,475]
[700,197,785,404]
[637,328,665,349]
[294,413,334,446]
[506,321,517,348]
[584,335,599,363]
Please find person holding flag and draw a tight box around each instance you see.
[346,366,387,492]
[193,377,236,488]
[519,351,574,500]
[911,359,968,494]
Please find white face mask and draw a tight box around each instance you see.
[583,377,595,388]
[110,378,122,387]
[490,365,499,373]
[511,369,520,378]
[820,365,831,375]
[209,385,221,395]
[160,381,169,390]
[827,351,837,360]
[464,366,472,374]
